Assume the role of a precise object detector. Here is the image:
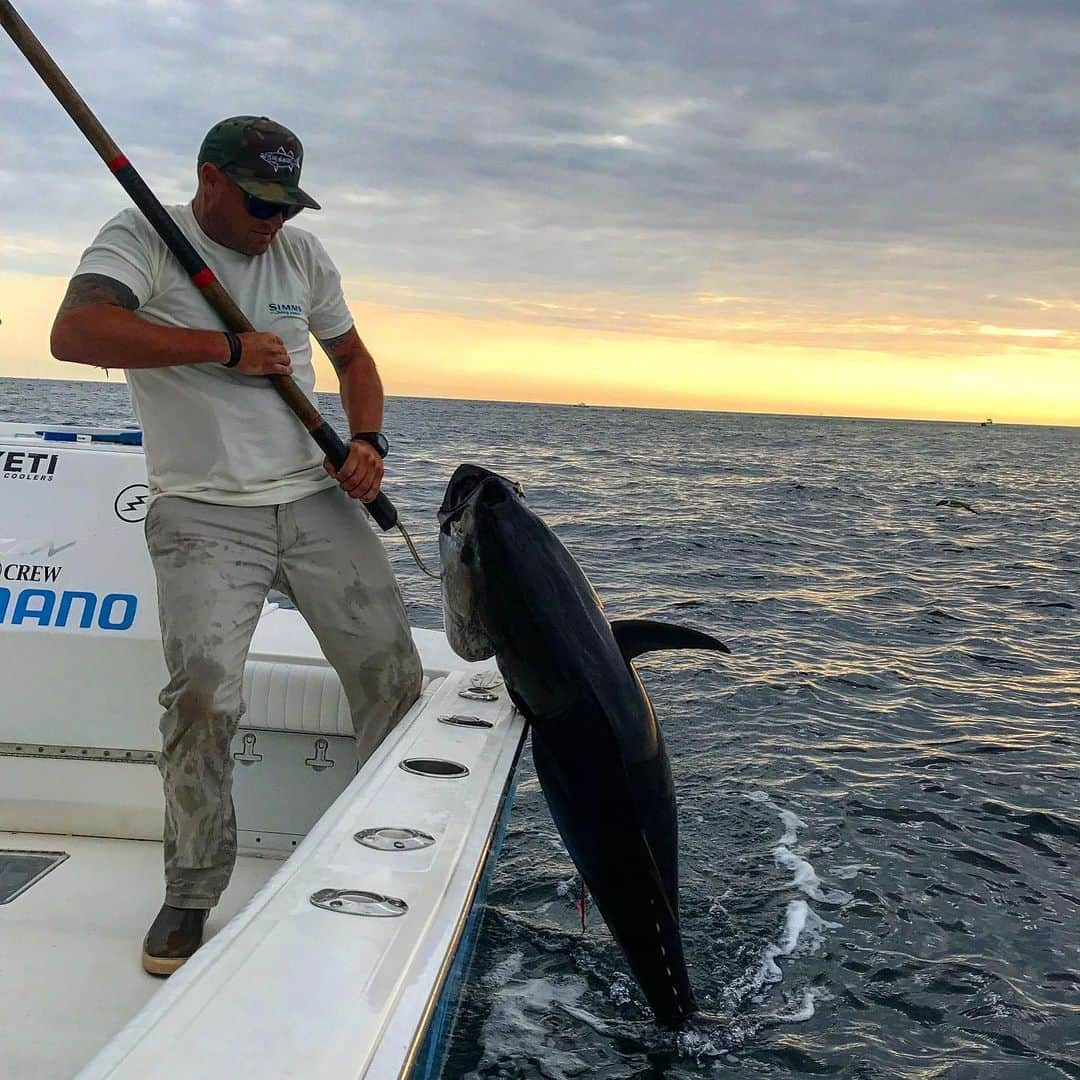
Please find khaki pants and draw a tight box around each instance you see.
[145,488,423,908]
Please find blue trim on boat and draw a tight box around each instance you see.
[35,429,143,445]
[408,746,525,1080]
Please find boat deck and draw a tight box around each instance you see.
[0,832,280,1079]
[0,424,527,1077]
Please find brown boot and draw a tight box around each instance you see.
[142,903,209,976]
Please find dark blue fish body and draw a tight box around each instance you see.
[438,464,727,1027]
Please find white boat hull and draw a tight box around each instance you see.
[0,422,527,1077]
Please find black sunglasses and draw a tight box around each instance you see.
[244,191,303,221]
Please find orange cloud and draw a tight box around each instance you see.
[339,295,1080,425]
[1,272,1076,426]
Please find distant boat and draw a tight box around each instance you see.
[981,418,993,426]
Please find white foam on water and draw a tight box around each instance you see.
[773,846,854,905]
[555,874,578,898]
[724,790,850,1020]
[756,900,806,988]
[482,950,524,988]
[769,987,833,1024]
[604,976,635,1006]
[778,809,807,847]
[776,989,818,1023]
[675,1024,733,1063]
[746,790,854,905]
[724,899,819,1007]
[745,791,808,845]
[553,998,615,1035]
[708,895,729,917]
[757,900,839,986]
[465,970,593,1079]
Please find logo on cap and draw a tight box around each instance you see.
[259,147,300,174]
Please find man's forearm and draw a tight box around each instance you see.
[50,273,228,370]
[52,305,230,370]
[319,327,384,433]
[341,357,384,433]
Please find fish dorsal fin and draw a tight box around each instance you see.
[609,619,729,662]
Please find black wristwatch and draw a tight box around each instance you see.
[351,431,389,458]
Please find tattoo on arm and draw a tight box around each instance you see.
[317,326,360,375]
[57,274,139,317]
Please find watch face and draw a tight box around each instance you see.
[354,431,388,457]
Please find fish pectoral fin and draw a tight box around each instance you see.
[610,618,730,662]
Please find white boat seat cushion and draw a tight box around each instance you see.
[241,660,434,738]
[242,660,353,737]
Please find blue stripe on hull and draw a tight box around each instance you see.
[408,748,525,1079]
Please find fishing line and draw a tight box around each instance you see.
[396,520,442,579]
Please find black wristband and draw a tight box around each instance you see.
[350,431,389,458]
[222,331,242,368]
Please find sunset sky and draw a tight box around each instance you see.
[2,0,1078,425]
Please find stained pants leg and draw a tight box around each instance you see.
[146,489,422,910]
[275,488,423,763]
[146,497,277,909]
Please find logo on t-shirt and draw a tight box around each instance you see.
[268,302,305,318]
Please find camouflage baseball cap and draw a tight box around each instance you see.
[198,116,321,210]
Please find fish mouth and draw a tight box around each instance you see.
[437,464,528,663]
[438,464,525,535]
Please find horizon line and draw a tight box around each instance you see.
[1,373,1076,430]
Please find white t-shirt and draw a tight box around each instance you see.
[73,203,354,506]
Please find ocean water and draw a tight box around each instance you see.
[2,377,1078,1078]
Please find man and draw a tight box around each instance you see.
[51,116,423,975]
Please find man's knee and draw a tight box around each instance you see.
[348,634,422,737]
[159,654,243,756]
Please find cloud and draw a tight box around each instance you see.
[3,0,1080,329]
